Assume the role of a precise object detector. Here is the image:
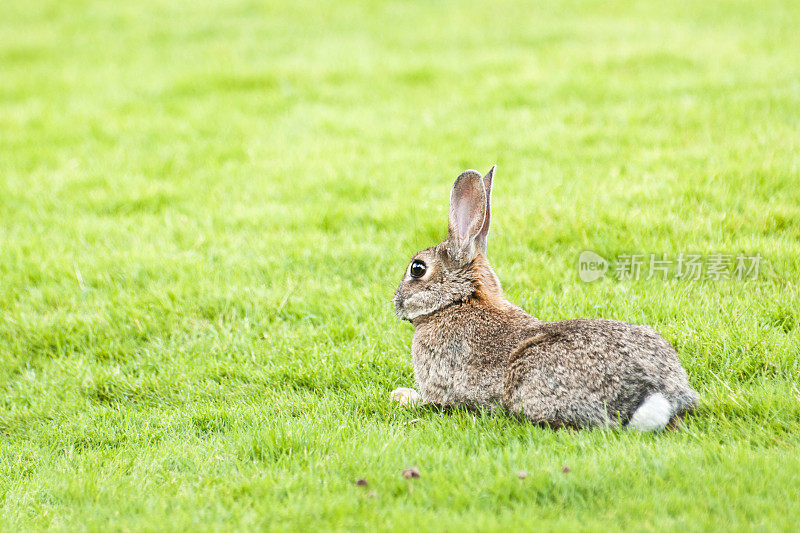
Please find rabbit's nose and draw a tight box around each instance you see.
[393,292,405,309]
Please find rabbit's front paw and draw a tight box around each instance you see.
[390,387,422,407]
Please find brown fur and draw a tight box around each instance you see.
[392,167,698,429]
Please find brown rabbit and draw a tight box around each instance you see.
[391,166,698,430]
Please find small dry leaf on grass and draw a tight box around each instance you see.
[367,492,377,498]
[355,478,368,486]
[561,466,571,474]
[402,467,421,479]
[517,470,527,479]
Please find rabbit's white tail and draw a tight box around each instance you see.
[629,393,672,431]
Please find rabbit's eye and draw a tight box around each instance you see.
[409,260,427,278]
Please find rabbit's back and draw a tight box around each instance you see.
[504,318,697,427]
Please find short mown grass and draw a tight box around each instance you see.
[1,0,799,530]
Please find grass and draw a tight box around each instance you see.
[1,0,799,530]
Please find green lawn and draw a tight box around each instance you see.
[2,0,800,530]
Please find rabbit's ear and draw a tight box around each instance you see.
[475,165,495,255]
[448,170,487,262]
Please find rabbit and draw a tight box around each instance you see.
[391,166,698,430]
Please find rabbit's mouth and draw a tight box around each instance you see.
[393,288,443,322]
[393,291,422,321]
[393,292,410,320]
